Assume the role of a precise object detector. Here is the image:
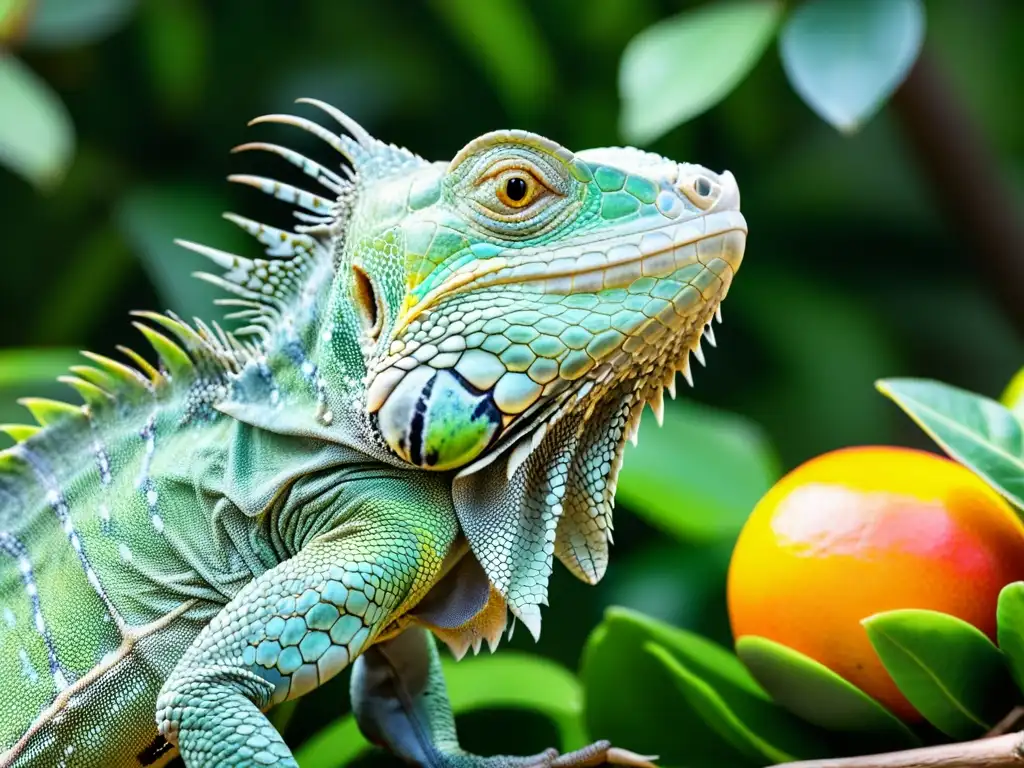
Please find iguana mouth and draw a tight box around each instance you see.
[394,210,746,333]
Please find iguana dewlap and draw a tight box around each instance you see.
[0,100,746,767]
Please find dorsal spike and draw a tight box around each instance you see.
[132,322,194,382]
[214,298,266,311]
[228,174,334,214]
[222,309,263,322]
[175,239,255,274]
[18,397,84,428]
[247,114,353,161]
[221,213,318,258]
[231,142,345,194]
[294,98,373,146]
[292,211,333,225]
[58,376,114,410]
[69,365,116,391]
[134,311,206,349]
[0,424,41,443]
[114,346,162,386]
[193,272,275,305]
[234,325,270,340]
[80,351,154,393]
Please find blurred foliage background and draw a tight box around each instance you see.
[1,0,1023,764]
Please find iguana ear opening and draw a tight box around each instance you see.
[351,264,384,341]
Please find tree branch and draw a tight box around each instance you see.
[890,50,1024,338]
[775,732,1024,768]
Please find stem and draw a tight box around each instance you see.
[890,51,1024,338]
[775,732,1024,768]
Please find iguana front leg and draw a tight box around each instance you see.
[352,626,658,768]
[155,495,457,768]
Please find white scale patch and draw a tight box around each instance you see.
[18,648,38,684]
[93,438,112,487]
[118,544,133,563]
[0,527,62,682]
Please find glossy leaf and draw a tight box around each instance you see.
[646,642,801,764]
[863,609,1017,739]
[779,0,925,133]
[1001,367,1024,421]
[617,400,780,542]
[735,636,920,750]
[0,0,32,43]
[24,0,136,47]
[295,652,586,768]
[997,582,1024,697]
[877,378,1024,509]
[582,608,833,766]
[619,0,782,144]
[0,54,73,189]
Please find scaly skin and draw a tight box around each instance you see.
[0,99,746,767]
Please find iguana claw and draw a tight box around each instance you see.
[550,741,659,768]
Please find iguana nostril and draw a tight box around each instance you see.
[694,176,713,197]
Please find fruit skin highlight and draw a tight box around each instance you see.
[727,445,1024,722]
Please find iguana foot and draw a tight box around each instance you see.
[549,741,658,768]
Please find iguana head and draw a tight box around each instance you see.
[344,131,745,474]
[185,102,746,637]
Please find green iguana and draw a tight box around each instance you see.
[0,99,746,767]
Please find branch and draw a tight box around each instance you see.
[775,732,1024,768]
[890,51,1024,338]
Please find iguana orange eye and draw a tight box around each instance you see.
[495,173,540,208]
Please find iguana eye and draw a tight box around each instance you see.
[494,171,542,209]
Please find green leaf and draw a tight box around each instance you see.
[997,582,1024,697]
[646,642,801,764]
[0,0,31,43]
[116,184,247,324]
[779,0,925,133]
[617,400,780,542]
[24,0,136,47]
[0,54,74,189]
[1001,367,1024,421]
[428,0,554,117]
[618,0,782,144]
[581,608,832,766]
[295,652,586,768]
[876,378,1024,509]
[735,636,920,750]
[863,609,1017,739]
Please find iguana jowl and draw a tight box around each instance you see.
[0,100,746,767]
